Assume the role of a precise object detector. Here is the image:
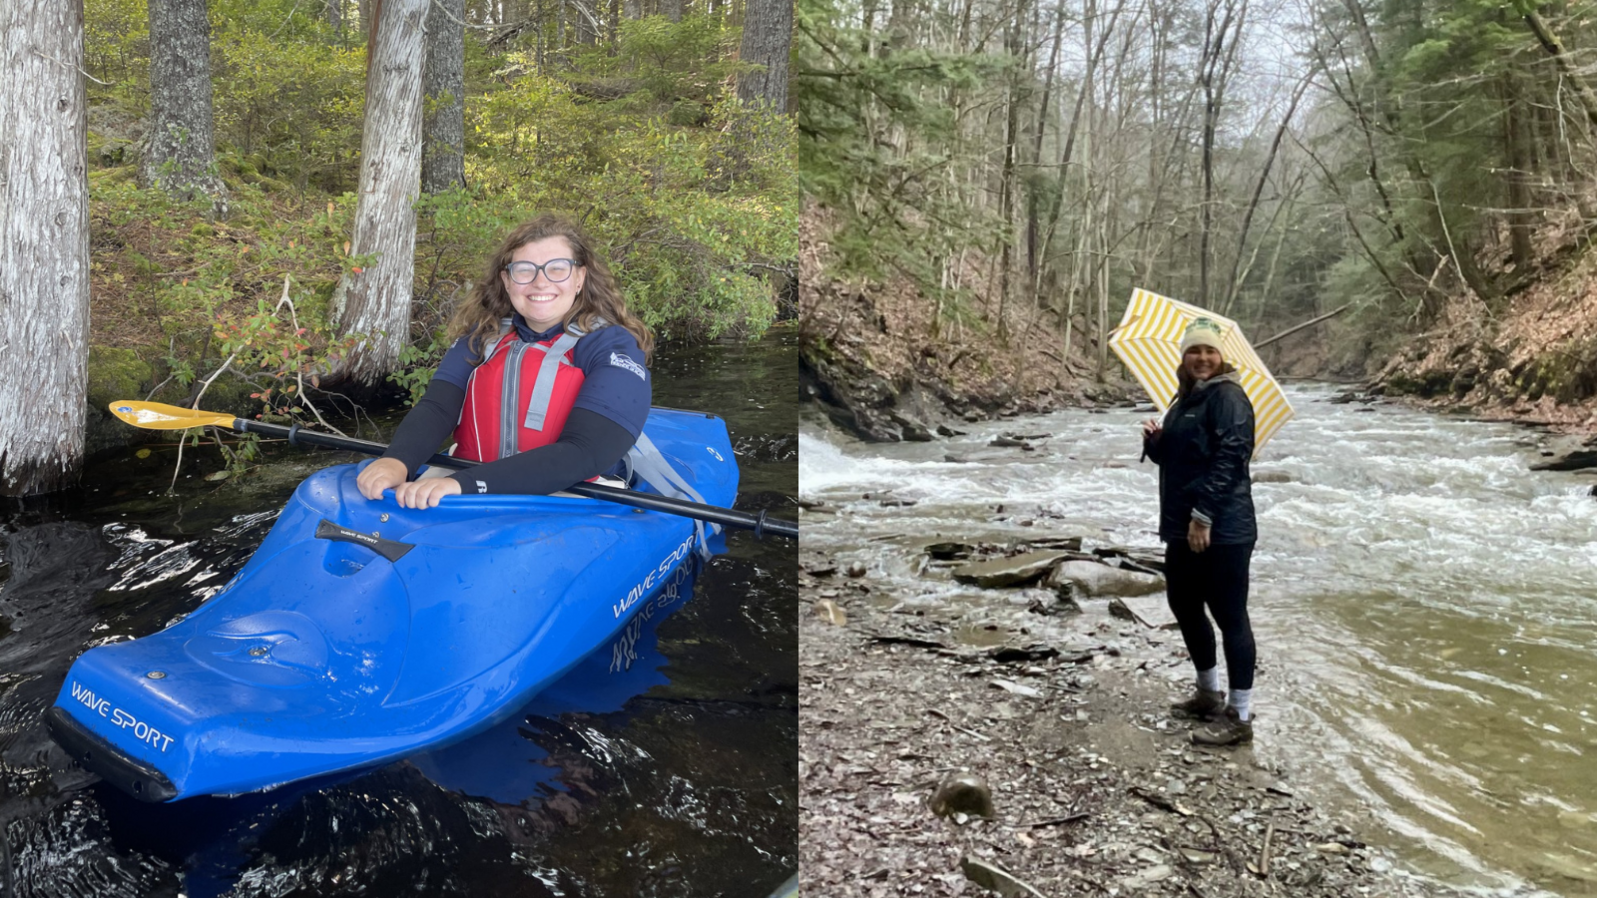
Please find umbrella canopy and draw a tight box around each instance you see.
[1108,288,1294,453]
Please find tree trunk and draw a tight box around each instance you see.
[1523,8,1597,129]
[1502,72,1534,272]
[422,0,466,193]
[1221,67,1311,316]
[331,0,429,385]
[736,0,792,110]
[141,0,227,212]
[1026,0,1066,301]
[994,0,1027,343]
[0,0,91,496]
[327,0,343,31]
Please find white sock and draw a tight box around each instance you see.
[1196,667,1220,692]
[1230,688,1253,722]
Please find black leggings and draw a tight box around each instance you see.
[1164,541,1255,691]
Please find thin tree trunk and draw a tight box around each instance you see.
[1027,0,1066,301]
[1220,67,1311,315]
[995,0,1028,343]
[1523,8,1597,128]
[1197,0,1241,308]
[0,0,91,496]
[422,0,466,193]
[736,0,792,110]
[331,0,429,384]
[142,0,227,213]
[1502,72,1534,270]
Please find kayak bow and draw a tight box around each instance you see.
[48,408,738,801]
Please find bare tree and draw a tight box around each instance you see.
[141,0,227,213]
[0,0,91,496]
[737,0,793,111]
[422,0,467,193]
[331,0,430,384]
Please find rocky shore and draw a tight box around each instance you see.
[798,536,1477,898]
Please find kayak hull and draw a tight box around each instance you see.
[47,409,737,801]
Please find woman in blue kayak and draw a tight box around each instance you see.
[356,215,653,507]
[1140,317,1258,746]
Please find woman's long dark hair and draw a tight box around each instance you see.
[446,215,654,363]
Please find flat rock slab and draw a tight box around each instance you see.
[1047,560,1165,597]
[1530,448,1597,472]
[1107,595,1178,629]
[952,551,1070,589]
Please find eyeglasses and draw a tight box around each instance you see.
[504,259,578,285]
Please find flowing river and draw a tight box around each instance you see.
[0,327,797,897]
[799,384,1597,898]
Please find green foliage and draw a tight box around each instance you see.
[1304,0,1542,322]
[210,26,366,192]
[85,0,149,85]
[795,0,1005,308]
[566,15,745,104]
[466,29,798,341]
[81,2,793,466]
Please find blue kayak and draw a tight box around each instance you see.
[46,408,736,802]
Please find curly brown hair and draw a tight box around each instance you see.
[446,214,655,363]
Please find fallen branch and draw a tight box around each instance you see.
[1256,821,1275,877]
[1253,305,1349,349]
[1016,812,1090,828]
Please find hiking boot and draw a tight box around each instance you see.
[1191,709,1253,746]
[1169,688,1226,721]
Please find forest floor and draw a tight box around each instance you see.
[797,544,1477,898]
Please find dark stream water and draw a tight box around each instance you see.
[0,328,798,897]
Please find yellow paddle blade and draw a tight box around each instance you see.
[108,400,237,431]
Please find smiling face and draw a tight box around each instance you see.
[500,236,586,331]
[1182,344,1224,380]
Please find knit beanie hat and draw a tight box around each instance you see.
[1179,317,1225,355]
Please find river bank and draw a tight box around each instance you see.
[798,206,1137,445]
[799,541,1471,898]
[797,389,1597,897]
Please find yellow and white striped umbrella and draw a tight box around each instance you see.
[1108,288,1294,454]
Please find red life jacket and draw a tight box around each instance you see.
[453,327,588,463]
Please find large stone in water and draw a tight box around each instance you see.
[1531,448,1597,472]
[952,551,1069,589]
[1047,560,1164,597]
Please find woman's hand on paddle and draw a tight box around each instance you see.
[1141,418,1161,438]
[1187,519,1211,553]
[357,457,409,500]
[393,477,462,509]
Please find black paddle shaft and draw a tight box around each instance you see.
[231,418,798,540]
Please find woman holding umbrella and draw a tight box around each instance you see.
[1140,317,1258,746]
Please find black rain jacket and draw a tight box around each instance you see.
[1142,371,1257,545]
